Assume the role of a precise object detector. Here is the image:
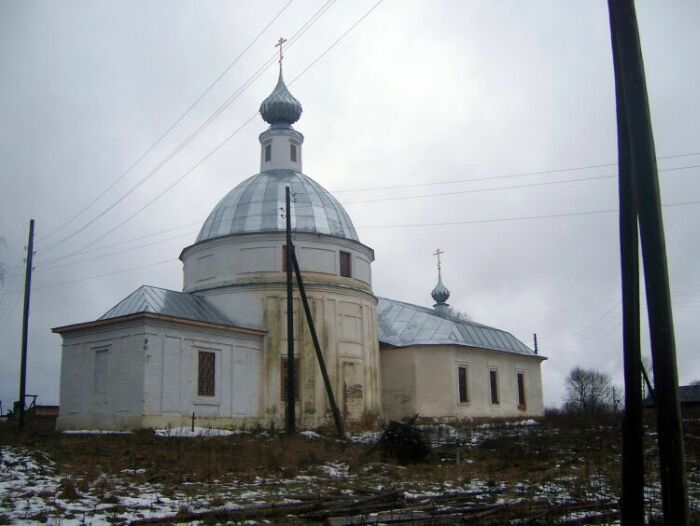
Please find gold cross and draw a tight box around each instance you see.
[275,37,288,66]
[433,248,445,278]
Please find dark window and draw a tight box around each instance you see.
[265,144,271,162]
[280,358,300,401]
[290,144,297,162]
[339,251,352,277]
[517,372,526,408]
[489,369,499,404]
[458,366,468,403]
[198,351,215,397]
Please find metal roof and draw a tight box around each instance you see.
[377,297,537,356]
[196,169,359,243]
[99,285,233,326]
[260,69,302,126]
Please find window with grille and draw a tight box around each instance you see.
[198,351,215,397]
[517,372,526,408]
[339,251,352,277]
[280,358,300,401]
[458,365,469,403]
[290,144,297,162]
[265,144,271,162]
[489,369,499,404]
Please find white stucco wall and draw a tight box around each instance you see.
[57,318,264,430]
[380,344,545,421]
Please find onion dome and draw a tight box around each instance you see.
[196,169,358,243]
[431,277,451,306]
[260,69,302,126]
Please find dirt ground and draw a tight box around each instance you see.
[1,414,699,525]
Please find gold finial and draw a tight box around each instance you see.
[433,248,445,279]
[275,37,288,67]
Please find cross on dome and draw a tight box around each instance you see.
[260,37,302,126]
[431,248,450,311]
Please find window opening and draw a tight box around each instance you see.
[458,365,469,403]
[517,372,526,408]
[198,351,215,397]
[290,144,297,162]
[339,251,352,277]
[265,144,271,162]
[489,369,499,404]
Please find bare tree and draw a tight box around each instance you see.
[447,307,473,321]
[564,366,614,414]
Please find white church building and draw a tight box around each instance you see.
[53,68,545,431]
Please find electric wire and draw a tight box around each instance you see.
[38,0,295,243]
[40,0,383,263]
[37,0,339,256]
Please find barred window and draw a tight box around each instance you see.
[198,351,215,397]
[280,358,300,401]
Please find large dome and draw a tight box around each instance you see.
[197,169,359,243]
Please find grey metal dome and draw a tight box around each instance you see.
[431,277,450,305]
[196,169,359,243]
[260,70,302,126]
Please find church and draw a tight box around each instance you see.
[52,66,545,431]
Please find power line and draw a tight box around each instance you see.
[38,0,295,243]
[331,152,700,193]
[41,0,383,263]
[37,0,338,256]
[355,199,700,230]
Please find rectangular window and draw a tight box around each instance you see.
[198,351,215,397]
[265,144,272,162]
[489,369,499,404]
[290,144,297,162]
[517,372,526,408]
[458,365,469,403]
[280,358,300,401]
[339,251,352,277]
[282,245,288,271]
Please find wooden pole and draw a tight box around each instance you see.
[610,5,644,521]
[607,1,688,522]
[285,187,295,434]
[18,219,35,430]
[290,246,345,439]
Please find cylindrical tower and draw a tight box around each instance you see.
[180,69,381,428]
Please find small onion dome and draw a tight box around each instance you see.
[431,277,450,305]
[260,69,302,126]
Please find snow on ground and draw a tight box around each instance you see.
[154,426,245,437]
[62,429,133,435]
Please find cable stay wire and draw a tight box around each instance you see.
[37,0,339,257]
[38,0,382,264]
[38,0,295,243]
[331,151,700,193]
[2,197,698,296]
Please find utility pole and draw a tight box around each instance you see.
[610,5,644,521]
[608,1,688,523]
[18,219,35,430]
[285,187,295,434]
[290,246,345,438]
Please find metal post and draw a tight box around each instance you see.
[18,219,35,430]
[285,187,295,434]
[290,247,345,439]
[610,6,644,520]
[608,1,688,522]
[533,333,538,355]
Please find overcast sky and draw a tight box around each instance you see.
[1,1,698,411]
